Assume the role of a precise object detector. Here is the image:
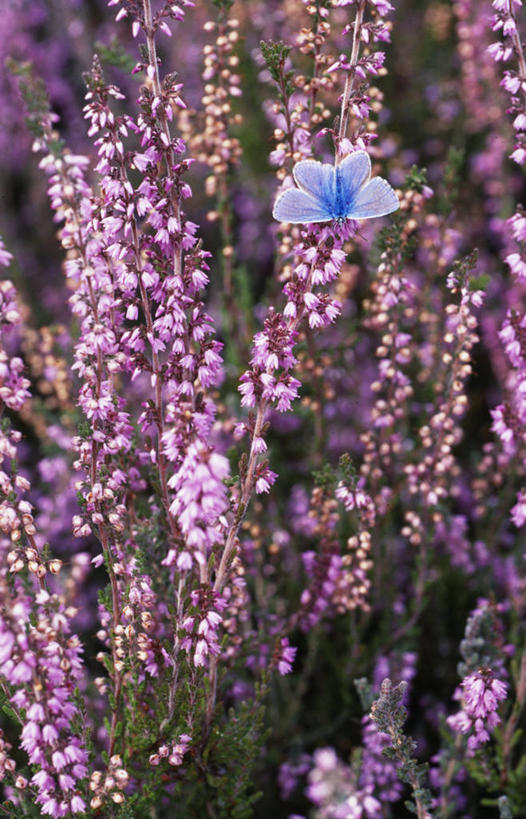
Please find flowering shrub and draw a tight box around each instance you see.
[1,0,526,817]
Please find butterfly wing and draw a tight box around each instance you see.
[273,187,333,224]
[273,155,398,223]
[292,160,336,211]
[336,151,371,207]
[346,176,399,220]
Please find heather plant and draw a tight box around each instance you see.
[2,1,526,818]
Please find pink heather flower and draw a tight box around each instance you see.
[448,669,507,751]
[166,443,229,565]
[40,797,58,816]
[276,638,297,675]
[306,747,382,818]
[489,0,526,528]
[255,467,278,494]
[513,113,526,130]
[167,734,192,767]
[491,405,516,453]
[509,211,526,241]
[181,590,226,669]
[0,631,15,665]
[463,671,507,717]
[51,750,67,771]
[278,755,311,800]
[0,236,12,267]
[487,42,513,61]
[511,490,526,527]
[492,0,522,9]
[70,796,87,813]
[336,479,376,528]
[510,146,526,164]
[328,54,354,73]
[371,0,394,12]
[360,716,402,804]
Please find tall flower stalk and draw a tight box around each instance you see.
[0,245,88,816]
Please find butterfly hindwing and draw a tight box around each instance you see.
[273,187,334,224]
[347,176,399,220]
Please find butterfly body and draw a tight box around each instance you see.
[273,151,399,225]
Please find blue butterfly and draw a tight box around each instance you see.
[272,150,399,224]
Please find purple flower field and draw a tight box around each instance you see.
[1,0,526,816]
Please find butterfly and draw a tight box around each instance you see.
[272,150,399,224]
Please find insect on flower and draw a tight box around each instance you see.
[272,150,399,224]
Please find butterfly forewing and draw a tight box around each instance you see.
[347,176,399,220]
[273,188,334,224]
[292,160,336,211]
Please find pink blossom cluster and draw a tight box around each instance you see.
[149,731,191,768]
[448,669,508,751]
[0,242,88,815]
[305,746,381,819]
[331,0,394,155]
[489,0,526,165]
[488,0,526,526]
[31,0,229,604]
[237,225,350,499]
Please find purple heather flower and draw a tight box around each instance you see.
[511,490,526,526]
[448,664,507,751]
[306,747,382,818]
[276,637,297,675]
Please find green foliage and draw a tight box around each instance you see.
[260,40,290,85]
[339,453,358,487]
[438,146,465,215]
[6,60,60,149]
[457,601,502,678]
[0,797,42,818]
[405,164,429,194]
[465,746,501,791]
[260,40,294,100]
[0,684,18,726]
[354,676,375,711]
[212,0,235,10]
[376,167,427,262]
[95,38,138,75]
[171,693,267,818]
[312,462,337,492]
[449,249,479,294]
[498,796,514,819]
[469,273,490,292]
[77,420,93,439]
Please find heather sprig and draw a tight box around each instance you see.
[332,0,393,156]
[354,654,418,812]
[14,7,233,813]
[488,0,526,167]
[0,250,88,816]
[486,0,526,532]
[436,602,512,813]
[187,3,246,355]
[370,678,433,819]
[290,454,374,632]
